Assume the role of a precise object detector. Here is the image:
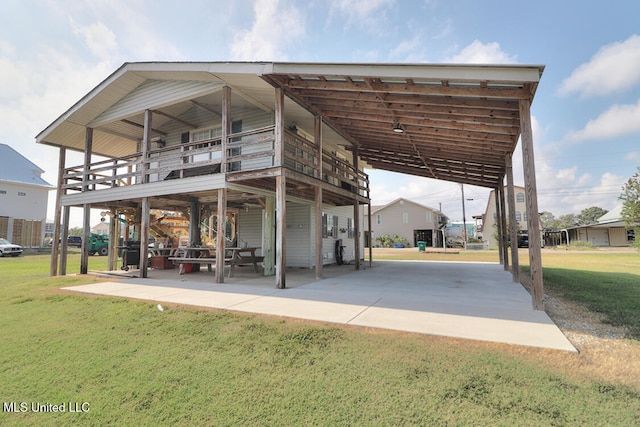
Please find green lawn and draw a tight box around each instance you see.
[1,252,639,426]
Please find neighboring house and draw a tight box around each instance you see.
[482,185,529,249]
[566,205,635,247]
[91,221,110,235]
[0,144,52,246]
[366,198,447,248]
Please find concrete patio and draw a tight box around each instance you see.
[63,260,577,352]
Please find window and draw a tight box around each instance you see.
[516,193,525,203]
[402,212,408,224]
[628,229,636,242]
[377,214,381,224]
[523,211,528,221]
[493,213,496,220]
[515,211,522,221]
[322,213,328,238]
[426,211,432,223]
[0,190,6,195]
[17,192,26,196]
[191,127,222,142]
[322,213,339,238]
[347,218,354,238]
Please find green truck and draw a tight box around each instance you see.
[88,233,109,256]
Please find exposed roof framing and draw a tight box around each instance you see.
[263,62,543,188]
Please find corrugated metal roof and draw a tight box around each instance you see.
[0,144,52,187]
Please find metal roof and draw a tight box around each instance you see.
[37,61,544,189]
[0,144,52,187]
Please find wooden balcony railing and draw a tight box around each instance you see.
[62,126,369,199]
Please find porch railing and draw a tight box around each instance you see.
[62,126,369,199]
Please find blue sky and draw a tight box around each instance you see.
[2,0,639,226]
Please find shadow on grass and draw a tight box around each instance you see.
[523,266,640,339]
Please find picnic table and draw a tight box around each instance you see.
[168,247,263,277]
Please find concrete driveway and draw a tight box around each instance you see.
[63,260,576,352]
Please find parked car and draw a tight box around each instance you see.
[67,236,82,248]
[0,238,23,257]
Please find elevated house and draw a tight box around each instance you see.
[37,61,547,308]
[482,185,529,249]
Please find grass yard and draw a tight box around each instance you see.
[1,252,639,425]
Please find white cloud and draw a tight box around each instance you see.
[558,34,640,97]
[625,151,640,163]
[329,0,395,32]
[231,0,305,61]
[446,40,518,64]
[70,18,118,60]
[566,99,640,142]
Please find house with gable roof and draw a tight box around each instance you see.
[0,144,52,246]
[366,198,448,248]
[565,204,636,247]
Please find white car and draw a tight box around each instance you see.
[0,238,23,257]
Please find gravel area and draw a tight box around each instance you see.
[518,275,639,386]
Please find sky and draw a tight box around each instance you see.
[2,0,640,227]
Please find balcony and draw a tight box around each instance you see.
[62,126,369,204]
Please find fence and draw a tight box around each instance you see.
[0,216,44,247]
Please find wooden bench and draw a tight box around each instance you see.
[168,257,233,275]
[230,255,265,276]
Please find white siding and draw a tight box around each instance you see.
[232,109,274,171]
[90,80,223,126]
[237,207,264,256]
[310,204,364,266]
[608,228,629,247]
[62,174,225,206]
[285,203,312,268]
[0,182,49,221]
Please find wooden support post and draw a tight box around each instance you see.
[506,155,520,282]
[81,204,90,274]
[520,98,544,310]
[79,127,93,275]
[189,200,202,272]
[50,147,65,276]
[498,183,509,271]
[140,197,150,278]
[263,196,275,276]
[274,87,286,288]
[274,88,284,167]
[495,186,504,265]
[276,175,286,289]
[82,128,93,192]
[216,189,227,283]
[60,205,70,275]
[221,86,231,173]
[352,147,360,270]
[141,110,151,183]
[314,116,323,279]
[108,208,118,271]
[315,187,323,279]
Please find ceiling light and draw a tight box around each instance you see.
[392,122,404,133]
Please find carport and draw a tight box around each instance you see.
[262,63,545,309]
